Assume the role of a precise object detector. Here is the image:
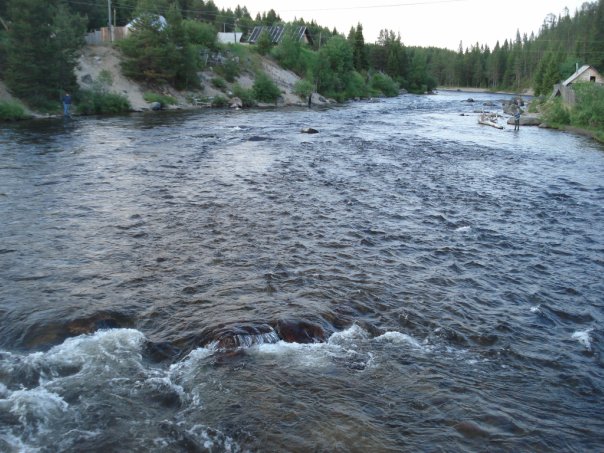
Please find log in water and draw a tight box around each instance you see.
[1,92,603,452]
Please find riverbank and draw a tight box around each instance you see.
[438,86,535,96]
[0,44,328,120]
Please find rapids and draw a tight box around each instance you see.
[1,91,603,452]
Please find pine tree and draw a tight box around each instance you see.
[352,23,368,71]
[5,0,85,108]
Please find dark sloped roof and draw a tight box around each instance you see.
[247,26,313,45]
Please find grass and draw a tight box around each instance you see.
[143,92,177,107]
[0,100,28,121]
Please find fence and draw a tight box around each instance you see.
[85,26,128,45]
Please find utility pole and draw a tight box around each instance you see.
[107,0,114,42]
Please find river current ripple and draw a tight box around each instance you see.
[1,92,603,452]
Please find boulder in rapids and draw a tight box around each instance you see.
[301,127,319,134]
[274,319,326,343]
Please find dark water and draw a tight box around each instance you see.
[1,92,603,452]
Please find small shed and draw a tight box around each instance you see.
[562,65,604,86]
[247,26,313,46]
[552,65,603,106]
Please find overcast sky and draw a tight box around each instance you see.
[216,0,590,50]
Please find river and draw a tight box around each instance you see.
[1,91,603,452]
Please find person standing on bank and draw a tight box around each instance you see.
[514,108,521,131]
[62,92,72,117]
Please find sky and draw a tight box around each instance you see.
[215,0,590,50]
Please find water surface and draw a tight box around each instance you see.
[1,92,603,452]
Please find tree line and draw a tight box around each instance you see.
[0,0,603,112]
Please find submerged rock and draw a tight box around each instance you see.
[301,127,319,134]
[274,319,326,343]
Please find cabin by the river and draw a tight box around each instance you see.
[552,65,604,106]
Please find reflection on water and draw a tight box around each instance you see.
[1,92,603,452]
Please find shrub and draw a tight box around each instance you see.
[253,72,281,103]
[232,84,256,107]
[346,71,368,99]
[212,77,227,90]
[0,100,28,121]
[211,94,228,107]
[571,83,604,129]
[370,72,399,97]
[293,79,314,99]
[143,92,177,107]
[542,98,570,126]
[77,90,131,114]
[183,20,217,50]
[215,58,240,83]
[256,30,272,56]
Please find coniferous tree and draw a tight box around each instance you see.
[352,23,368,71]
[5,0,85,108]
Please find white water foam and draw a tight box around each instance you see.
[375,331,425,349]
[27,328,146,376]
[1,329,245,452]
[571,328,593,351]
[3,387,69,433]
[248,324,433,370]
[530,305,541,313]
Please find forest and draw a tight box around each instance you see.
[0,0,603,131]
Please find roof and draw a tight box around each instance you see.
[562,65,598,86]
[126,15,167,31]
[247,26,313,45]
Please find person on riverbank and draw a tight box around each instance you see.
[514,108,521,131]
[62,92,72,117]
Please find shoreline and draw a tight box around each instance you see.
[437,86,534,97]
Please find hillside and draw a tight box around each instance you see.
[0,44,328,117]
[75,45,326,112]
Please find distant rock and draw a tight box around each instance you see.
[81,74,93,85]
[466,98,475,103]
[301,127,319,134]
[150,101,162,111]
[229,97,242,109]
[506,114,542,126]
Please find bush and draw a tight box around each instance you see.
[183,20,217,50]
[77,90,131,114]
[143,92,177,107]
[215,58,240,83]
[0,100,28,120]
[232,84,256,107]
[369,72,399,97]
[211,94,228,107]
[256,30,272,56]
[212,77,227,90]
[293,79,314,99]
[346,71,368,99]
[253,72,281,103]
[571,83,604,129]
[542,98,570,126]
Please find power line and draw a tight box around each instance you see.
[278,0,472,13]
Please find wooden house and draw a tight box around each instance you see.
[561,65,604,86]
[551,65,603,105]
[246,26,313,46]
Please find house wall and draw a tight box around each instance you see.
[571,67,604,84]
[217,32,243,44]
